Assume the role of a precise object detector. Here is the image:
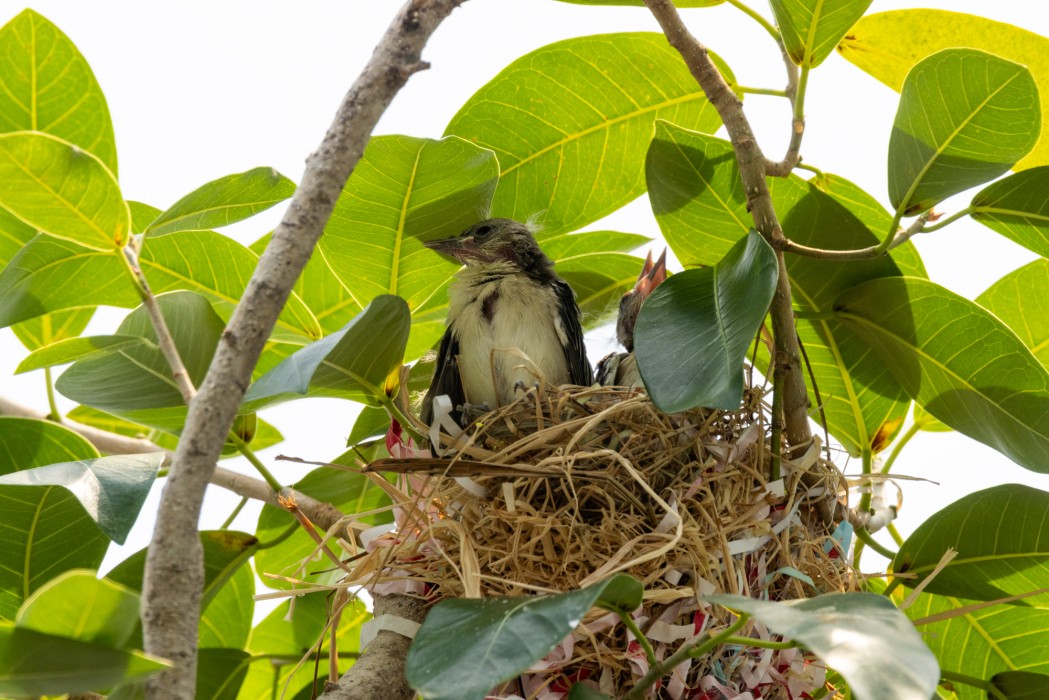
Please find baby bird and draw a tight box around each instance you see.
[595,249,667,388]
[420,219,593,426]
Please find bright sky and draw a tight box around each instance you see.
[3,0,1049,606]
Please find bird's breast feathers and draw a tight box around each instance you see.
[448,265,572,408]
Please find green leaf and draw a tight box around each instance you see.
[0,131,128,250]
[254,466,392,591]
[244,295,410,410]
[16,334,151,373]
[67,405,179,452]
[446,33,729,236]
[0,231,321,342]
[835,276,1049,474]
[839,9,1049,171]
[969,167,1049,259]
[17,570,139,648]
[0,453,161,544]
[407,574,641,700]
[903,589,1049,693]
[553,0,721,6]
[991,672,1049,699]
[318,135,496,315]
[635,230,777,411]
[347,405,390,447]
[147,167,295,237]
[912,404,951,433]
[0,623,169,696]
[11,308,96,352]
[646,121,750,266]
[56,291,226,432]
[0,417,106,621]
[567,684,613,700]
[888,49,1040,216]
[894,484,1049,604]
[769,0,872,68]
[198,564,254,650]
[556,252,647,328]
[0,9,118,174]
[541,230,649,257]
[976,259,1049,370]
[708,593,938,700]
[196,647,251,700]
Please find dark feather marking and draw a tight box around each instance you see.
[482,290,499,323]
[553,279,593,386]
[420,328,465,427]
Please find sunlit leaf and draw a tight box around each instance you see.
[969,167,1049,259]
[976,260,1049,374]
[198,564,254,651]
[836,277,1049,473]
[894,484,1049,604]
[635,230,777,411]
[708,593,938,700]
[888,49,1039,216]
[16,334,151,374]
[11,308,96,352]
[769,0,872,68]
[196,647,251,700]
[0,131,128,250]
[0,9,117,173]
[17,570,139,649]
[407,575,642,700]
[447,33,729,236]
[147,167,295,236]
[839,9,1049,171]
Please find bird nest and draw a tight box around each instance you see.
[339,381,855,698]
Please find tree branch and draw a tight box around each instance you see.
[643,0,812,450]
[140,3,465,695]
[0,394,345,531]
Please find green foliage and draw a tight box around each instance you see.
[635,230,777,411]
[769,0,873,68]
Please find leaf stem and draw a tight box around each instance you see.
[723,0,780,41]
[44,367,62,422]
[887,522,905,547]
[921,206,975,233]
[794,161,825,178]
[854,527,897,560]
[256,520,300,550]
[939,669,1005,699]
[722,635,797,650]
[380,393,427,446]
[881,421,921,475]
[228,430,283,492]
[736,85,790,98]
[120,246,197,404]
[858,448,873,513]
[220,496,249,529]
[619,613,658,667]
[623,614,750,700]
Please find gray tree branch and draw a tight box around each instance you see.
[140,2,466,695]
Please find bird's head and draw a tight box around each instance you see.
[424,218,554,277]
[617,248,667,351]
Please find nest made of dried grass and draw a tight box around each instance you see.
[336,380,856,698]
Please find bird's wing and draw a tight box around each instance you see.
[420,327,465,426]
[595,351,622,387]
[553,279,594,386]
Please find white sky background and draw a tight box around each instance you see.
[3,0,1049,615]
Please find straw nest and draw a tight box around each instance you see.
[341,380,855,698]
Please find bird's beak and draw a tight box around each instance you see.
[633,248,668,300]
[424,235,481,264]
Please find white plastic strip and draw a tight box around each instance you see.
[359,614,422,649]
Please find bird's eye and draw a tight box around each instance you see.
[474,224,493,239]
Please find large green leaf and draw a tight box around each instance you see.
[446,33,728,236]
[635,230,777,411]
[708,593,938,700]
[991,672,1049,700]
[254,466,392,591]
[546,233,647,328]
[0,623,168,697]
[198,563,254,650]
[11,308,96,352]
[839,9,1049,171]
[244,295,410,410]
[553,1,721,5]
[969,167,1049,259]
[646,121,749,266]
[146,167,295,236]
[836,276,1049,473]
[17,570,140,649]
[407,575,642,700]
[0,453,161,544]
[56,291,226,432]
[0,230,320,342]
[904,589,1049,698]
[16,334,151,373]
[318,135,496,316]
[196,647,251,700]
[769,0,872,68]
[0,131,128,250]
[976,260,1049,369]
[0,418,106,621]
[887,49,1040,216]
[0,9,117,174]
[894,484,1049,604]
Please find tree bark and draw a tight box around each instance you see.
[139,2,466,696]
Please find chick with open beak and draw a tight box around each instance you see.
[596,249,668,387]
[420,218,593,427]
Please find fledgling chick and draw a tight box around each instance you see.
[420,218,593,427]
[595,249,668,388]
